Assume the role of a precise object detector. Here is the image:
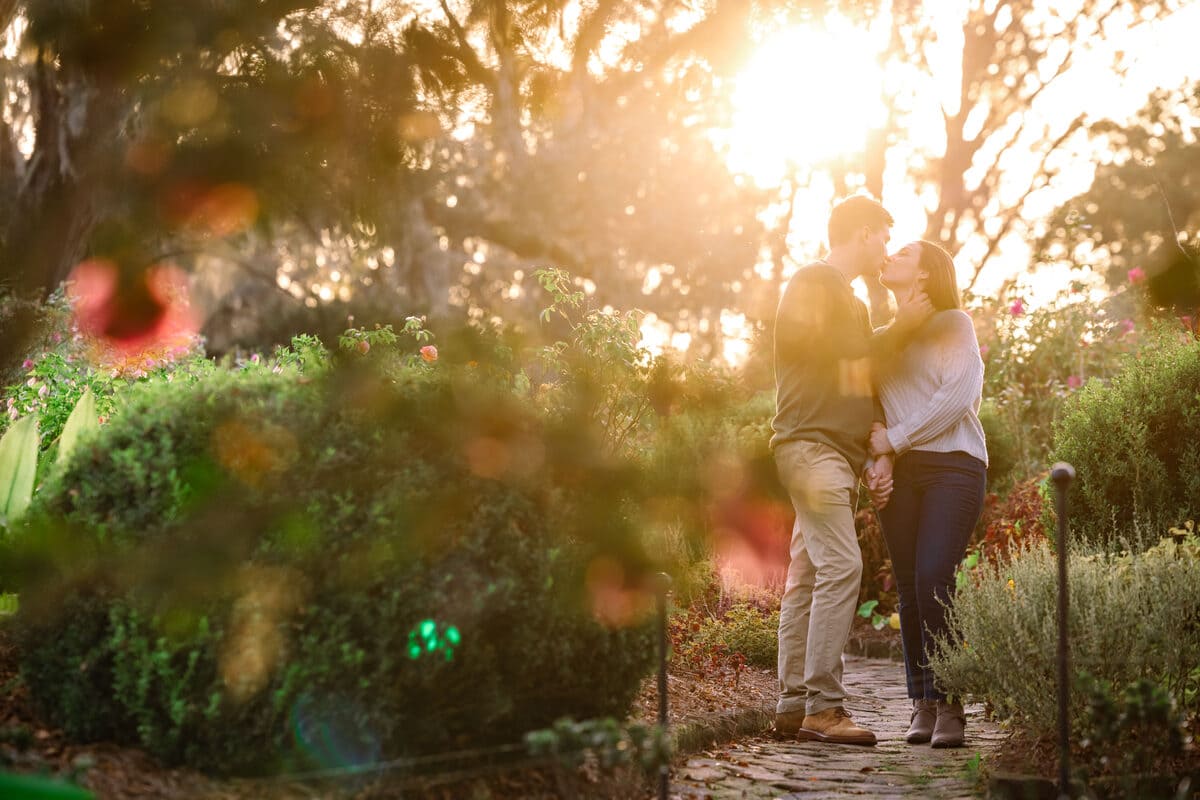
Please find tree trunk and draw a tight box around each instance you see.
[1,55,121,299]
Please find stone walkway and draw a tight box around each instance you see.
[670,656,1007,799]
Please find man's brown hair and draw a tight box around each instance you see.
[827,195,894,247]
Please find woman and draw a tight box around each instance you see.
[867,240,987,748]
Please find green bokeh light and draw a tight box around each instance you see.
[406,619,461,662]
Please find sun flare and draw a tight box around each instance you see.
[722,21,888,186]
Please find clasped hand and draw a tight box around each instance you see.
[864,422,894,509]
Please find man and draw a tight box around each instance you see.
[770,195,931,745]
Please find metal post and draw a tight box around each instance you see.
[1051,462,1076,800]
[655,572,672,800]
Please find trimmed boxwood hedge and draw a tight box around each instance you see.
[5,362,656,773]
[1050,331,1200,549]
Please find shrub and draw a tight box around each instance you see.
[973,287,1139,483]
[971,472,1050,568]
[675,603,779,671]
[977,399,1019,494]
[929,534,1200,741]
[1075,672,1191,791]
[6,356,657,773]
[1050,329,1200,548]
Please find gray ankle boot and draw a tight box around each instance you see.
[931,700,965,748]
[906,699,937,744]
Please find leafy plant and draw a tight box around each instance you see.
[1050,326,1200,549]
[929,533,1200,744]
[9,350,658,772]
[56,388,99,468]
[856,599,890,631]
[676,603,778,671]
[1077,671,1191,784]
[524,717,669,773]
[0,414,38,526]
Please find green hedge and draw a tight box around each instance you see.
[1050,331,1200,548]
[6,363,656,773]
[929,534,1200,738]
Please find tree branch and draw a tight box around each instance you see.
[964,114,1086,291]
[437,0,495,88]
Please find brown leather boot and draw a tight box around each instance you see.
[797,707,877,745]
[906,698,937,744]
[931,700,966,748]
[773,708,806,737]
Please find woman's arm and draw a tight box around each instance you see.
[874,311,983,457]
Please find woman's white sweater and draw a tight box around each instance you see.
[876,308,988,466]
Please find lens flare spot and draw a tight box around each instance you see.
[406,619,462,662]
[164,181,259,237]
[465,436,510,480]
[162,79,219,127]
[290,693,382,770]
[585,557,654,628]
[213,419,298,488]
[125,137,172,175]
[219,566,305,704]
[837,356,873,398]
[398,111,441,141]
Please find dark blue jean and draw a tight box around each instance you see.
[877,450,986,700]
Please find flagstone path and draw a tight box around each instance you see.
[671,655,1007,799]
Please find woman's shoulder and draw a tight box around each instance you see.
[925,309,979,346]
[928,308,974,331]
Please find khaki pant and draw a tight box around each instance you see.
[774,440,862,715]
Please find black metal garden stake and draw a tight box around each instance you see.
[1051,462,1076,800]
[655,572,672,800]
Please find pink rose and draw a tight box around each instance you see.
[1120,319,1135,335]
[22,359,34,370]
[420,345,438,363]
[978,344,990,359]
[1009,299,1025,316]
[1127,267,1146,284]
[1067,375,1083,390]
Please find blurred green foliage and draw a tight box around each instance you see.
[5,343,660,771]
[1050,325,1200,549]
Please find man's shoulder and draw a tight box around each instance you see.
[791,261,839,280]
[783,261,842,295]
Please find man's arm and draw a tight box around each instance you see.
[868,290,934,362]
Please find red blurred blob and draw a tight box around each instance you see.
[586,556,654,628]
[711,494,792,598]
[68,259,198,355]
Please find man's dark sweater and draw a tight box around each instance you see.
[771,261,882,473]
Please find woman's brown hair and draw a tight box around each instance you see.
[917,240,962,311]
